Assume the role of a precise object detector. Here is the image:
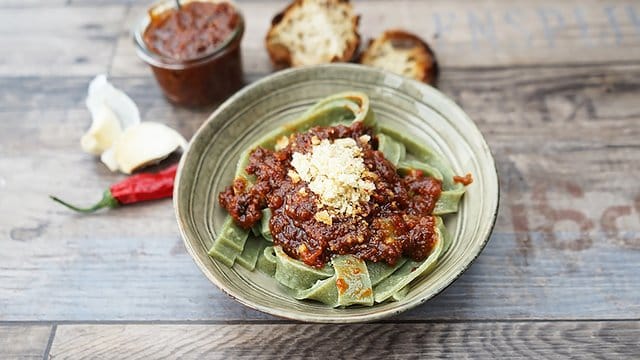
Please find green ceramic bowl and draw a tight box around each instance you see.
[174,64,499,323]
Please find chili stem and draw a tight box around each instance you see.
[49,190,119,213]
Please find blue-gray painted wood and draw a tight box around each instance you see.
[0,325,52,359]
[49,322,640,359]
[2,62,640,320]
[2,230,639,321]
[0,0,639,328]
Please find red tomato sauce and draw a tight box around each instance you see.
[219,122,442,268]
[453,173,473,186]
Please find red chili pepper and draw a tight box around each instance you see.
[50,164,178,213]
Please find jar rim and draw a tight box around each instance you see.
[132,0,244,70]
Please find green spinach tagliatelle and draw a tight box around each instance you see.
[208,92,465,307]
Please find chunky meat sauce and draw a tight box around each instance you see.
[219,122,442,267]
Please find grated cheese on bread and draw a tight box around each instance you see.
[265,0,360,68]
[359,29,439,84]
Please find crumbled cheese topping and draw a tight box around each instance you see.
[287,169,301,183]
[290,137,375,217]
[314,210,333,225]
[275,135,290,151]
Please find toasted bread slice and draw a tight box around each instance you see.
[265,0,360,68]
[360,30,438,84]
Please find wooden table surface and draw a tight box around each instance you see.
[1,0,639,358]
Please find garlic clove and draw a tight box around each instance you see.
[112,122,187,174]
[82,75,140,157]
[86,74,140,131]
[100,147,119,172]
[82,76,186,174]
[80,104,122,155]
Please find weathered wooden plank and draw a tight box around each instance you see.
[49,322,640,359]
[1,225,637,321]
[0,0,66,6]
[108,0,640,77]
[0,74,262,112]
[4,1,640,77]
[358,0,640,67]
[0,6,126,77]
[0,62,638,321]
[0,325,52,360]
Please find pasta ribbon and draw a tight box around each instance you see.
[260,208,272,241]
[397,160,443,182]
[236,237,269,271]
[366,258,408,286]
[379,125,466,215]
[274,246,334,290]
[301,91,375,128]
[391,285,411,302]
[377,133,406,166]
[292,255,374,307]
[332,255,374,307]
[256,246,277,276]
[207,217,249,266]
[291,276,339,306]
[373,217,445,303]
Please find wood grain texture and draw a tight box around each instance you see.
[109,0,640,78]
[0,6,126,77]
[1,0,639,334]
[0,325,52,360]
[1,63,638,321]
[4,1,639,77]
[49,322,640,359]
[0,0,66,6]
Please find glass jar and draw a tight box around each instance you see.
[133,0,245,107]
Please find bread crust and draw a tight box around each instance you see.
[360,29,439,85]
[265,0,361,69]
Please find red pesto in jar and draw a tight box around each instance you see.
[143,2,239,60]
[219,122,444,268]
[138,1,244,106]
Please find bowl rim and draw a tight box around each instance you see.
[174,63,500,323]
